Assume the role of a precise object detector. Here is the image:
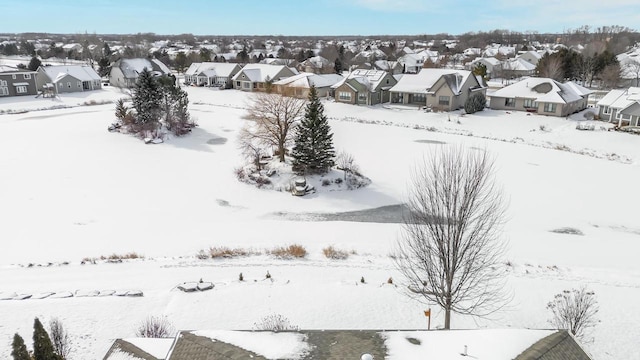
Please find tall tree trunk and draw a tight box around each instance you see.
[444,306,451,329]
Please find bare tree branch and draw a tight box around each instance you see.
[394,146,509,329]
[243,93,307,162]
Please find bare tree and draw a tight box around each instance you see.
[135,315,175,338]
[537,55,564,81]
[600,63,621,89]
[547,287,599,342]
[49,317,71,359]
[237,125,266,170]
[623,59,640,87]
[243,93,306,162]
[394,146,508,329]
[335,150,359,180]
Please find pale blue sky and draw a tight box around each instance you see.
[1,0,639,36]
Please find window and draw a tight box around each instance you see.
[0,87,8,96]
[236,81,240,87]
[24,74,31,80]
[242,82,250,89]
[67,82,71,88]
[602,106,611,114]
[358,93,367,101]
[543,103,557,113]
[410,93,426,103]
[523,99,537,108]
[0,80,6,86]
[338,91,352,101]
[16,85,27,94]
[439,96,450,106]
[58,83,63,88]
[504,98,515,107]
[77,81,82,88]
[12,74,16,79]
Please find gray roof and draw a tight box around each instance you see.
[514,330,592,360]
[167,330,386,360]
[103,339,162,360]
[620,101,640,116]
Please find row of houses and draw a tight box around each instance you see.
[0,57,593,119]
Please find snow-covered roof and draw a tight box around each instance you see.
[597,88,628,107]
[518,50,543,60]
[185,62,239,78]
[471,57,501,66]
[617,47,640,79]
[492,77,592,104]
[232,64,296,83]
[191,330,310,360]
[330,69,390,91]
[117,58,171,79]
[273,72,343,88]
[123,338,173,359]
[373,60,400,71]
[0,65,34,74]
[503,58,536,72]
[389,68,474,94]
[40,65,100,82]
[300,56,330,69]
[598,87,640,109]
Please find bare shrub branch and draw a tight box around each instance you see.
[49,317,71,359]
[253,314,299,332]
[547,287,599,342]
[135,315,175,338]
[394,146,508,329]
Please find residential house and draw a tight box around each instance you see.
[109,58,172,88]
[398,53,424,73]
[103,329,593,360]
[183,62,241,87]
[36,65,101,94]
[373,60,403,75]
[501,58,536,79]
[518,50,543,66]
[466,57,502,78]
[490,77,592,117]
[232,64,297,92]
[331,69,397,105]
[296,56,332,74]
[596,87,640,126]
[273,72,343,98]
[389,68,485,111]
[0,65,38,97]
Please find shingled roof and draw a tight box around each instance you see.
[514,330,592,360]
[103,339,163,360]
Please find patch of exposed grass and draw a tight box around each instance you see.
[270,244,307,259]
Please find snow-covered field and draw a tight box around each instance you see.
[0,86,639,359]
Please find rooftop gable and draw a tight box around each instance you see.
[389,68,474,94]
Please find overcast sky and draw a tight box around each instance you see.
[1,0,639,36]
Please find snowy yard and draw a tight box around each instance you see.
[0,86,639,359]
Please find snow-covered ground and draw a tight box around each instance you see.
[0,86,639,359]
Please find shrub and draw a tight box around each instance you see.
[253,314,299,332]
[464,92,486,114]
[270,244,307,259]
[547,287,599,341]
[135,315,175,338]
[208,246,256,258]
[322,246,349,260]
[334,177,343,184]
[49,317,71,359]
[583,111,595,120]
[103,252,143,261]
[321,179,331,186]
[234,167,246,181]
[195,250,209,260]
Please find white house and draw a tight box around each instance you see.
[184,62,241,87]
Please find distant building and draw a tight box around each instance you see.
[109,58,172,88]
[0,65,38,97]
[389,68,485,111]
[231,64,297,92]
[490,77,591,117]
[36,65,101,94]
[273,72,343,98]
[331,69,397,105]
[184,62,241,87]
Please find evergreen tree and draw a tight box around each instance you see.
[33,318,59,360]
[98,57,111,77]
[11,333,30,360]
[27,56,41,71]
[292,86,335,174]
[132,68,162,131]
[334,58,343,74]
